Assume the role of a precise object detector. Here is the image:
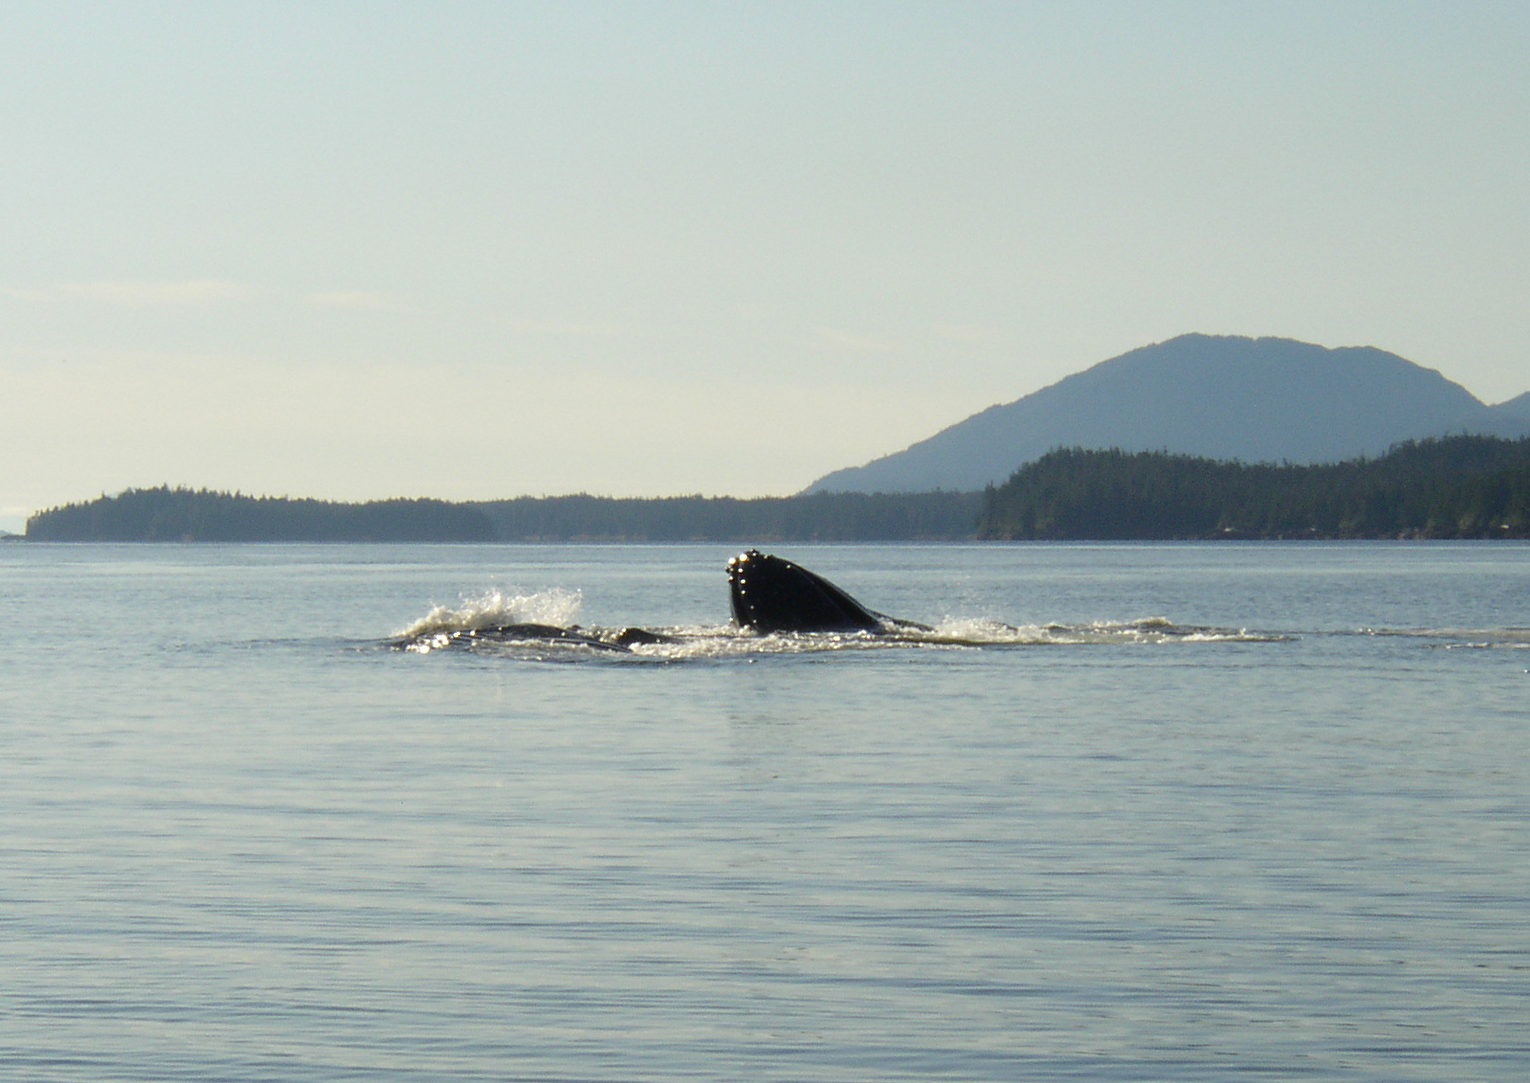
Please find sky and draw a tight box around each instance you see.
[3,1,1527,531]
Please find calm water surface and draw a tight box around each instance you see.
[2,542,1527,1081]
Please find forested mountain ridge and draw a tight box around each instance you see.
[24,487,983,542]
[977,436,1530,540]
[809,334,1530,494]
[25,487,500,542]
[24,436,1530,541]
[471,491,980,541]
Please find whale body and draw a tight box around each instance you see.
[727,549,884,633]
[400,550,924,652]
[726,549,928,634]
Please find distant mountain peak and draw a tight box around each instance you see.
[1491,390,1530,421]
[805,334,1525,494]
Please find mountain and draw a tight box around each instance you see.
[806,334,1530,494]
[1489,391,1530,428]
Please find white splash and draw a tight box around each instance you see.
[919,616,1291,646]
[398,588,584,639]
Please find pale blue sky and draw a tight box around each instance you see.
[4,1,1527,529]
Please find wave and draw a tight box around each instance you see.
[1351,626,1530,650]
[924,616,1291,646]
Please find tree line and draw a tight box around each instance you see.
[24,437,1530,542]
[24,487,983,542]
[472,491,983,541]
[25,487,499,542]
[976,435,1530,539]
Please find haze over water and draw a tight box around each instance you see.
[3,542,1527,1081]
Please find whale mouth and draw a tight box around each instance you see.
[391,549,1292,662]
[389,552,1293,661]
[726,548,890,633]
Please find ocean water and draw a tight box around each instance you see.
[1,541,1526,1082]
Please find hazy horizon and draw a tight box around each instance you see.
[5,2,1528,532]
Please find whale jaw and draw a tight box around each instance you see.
[726,549,885,633]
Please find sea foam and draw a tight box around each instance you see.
[398,588,584,639]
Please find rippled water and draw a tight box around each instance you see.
[2,542,1527,1081]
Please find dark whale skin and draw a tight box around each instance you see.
[726,549,885,633]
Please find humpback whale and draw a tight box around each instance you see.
[397,553,1283,656]
[399,550,925,653]
[433,622,668,652]
[728,549,899,633]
